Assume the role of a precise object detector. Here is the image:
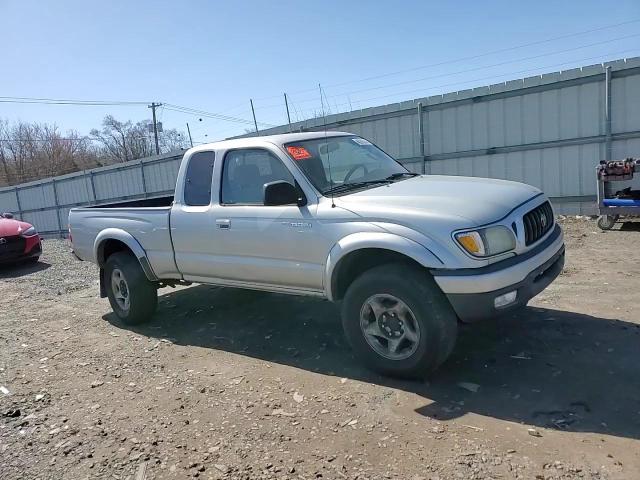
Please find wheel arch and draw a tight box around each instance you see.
[326,232,444,302]
[94,229,158,282]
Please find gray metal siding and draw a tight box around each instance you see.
[93,167,144,201]
[22,209,59,233]
[0,189,19,212]
[144,157,181,194]
[18,182,56,211]
[56,175,94,206]
[612,74,640,134]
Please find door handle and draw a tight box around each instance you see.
[216,219,230,229]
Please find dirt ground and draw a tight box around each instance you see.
[1,218,639,480]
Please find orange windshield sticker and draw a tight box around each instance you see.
[286,146,312,160]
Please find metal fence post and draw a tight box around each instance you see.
[417,102,425,174]
[140,160,148,198]
[604,66,612,161]
[14,186,23,219]
[89,170,97,204]
[51,179,63,237]
[81,170,90,206]
[603,66,613,198]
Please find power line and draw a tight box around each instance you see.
[254,35,640,111]
[0,138,88,142]
[0,96,148,106]
[0,95,273,128]
[165,103,270,126]
[163,106,259,127]
[251,18,640,101]
[323,33,640,100]
[321,19,640,90]
[0,136,154,143]
[3,19,638,134]
[164,103,276,127]
[288,49,640,118]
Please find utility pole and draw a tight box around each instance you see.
[284,93,292,132]
[148,102,162,155]
[249,99,259,134]
[186,122,194,147]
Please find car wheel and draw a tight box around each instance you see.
[341,263,457,379]
[104,252,157,325]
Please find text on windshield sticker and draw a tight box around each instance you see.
[286,146,312,160]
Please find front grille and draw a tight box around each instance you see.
[523,201,554,246]
[0,235,26,260]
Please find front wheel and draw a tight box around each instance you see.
[341,263,458,379]
[104,252,157,325]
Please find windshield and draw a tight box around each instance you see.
[283,136,409,195]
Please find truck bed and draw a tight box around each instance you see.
[68,200,179,279]
[83,195,174,209]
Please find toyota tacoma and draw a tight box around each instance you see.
[69,132,564,378]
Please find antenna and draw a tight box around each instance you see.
[319,83,335,208]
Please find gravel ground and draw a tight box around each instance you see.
[1,219,639,480]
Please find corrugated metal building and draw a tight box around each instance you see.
[1,57,639,236]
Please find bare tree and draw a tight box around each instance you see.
[0,119,101,186]
[0,115,188,187]
[159,129,189,152]
[90,115,151,163]
[0,119,14,185]
[91,115,187,163]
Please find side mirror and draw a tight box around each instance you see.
[2,212,14,219]
[264,181,306,207]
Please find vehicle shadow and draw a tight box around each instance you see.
[0,260,50,278]
[105,284,640,440]
[619,222,640,232]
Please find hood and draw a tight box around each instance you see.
[334,175,541,227]
[0,219,33,237]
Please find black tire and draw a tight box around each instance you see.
[341,263,457,379]
[104,252,157,325]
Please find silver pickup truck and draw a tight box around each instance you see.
[69,132,564,378]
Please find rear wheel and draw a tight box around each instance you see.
[104,252,157,325]
[341,263,457,379]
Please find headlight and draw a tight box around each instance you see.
[455,226,515,257]
[22,226,37,236]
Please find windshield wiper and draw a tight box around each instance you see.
[385,172,420,180]
[323,180,392,196]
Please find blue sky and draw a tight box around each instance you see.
[1,0,639,143]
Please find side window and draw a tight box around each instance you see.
[184,151,215,206]
[221,149,294,205]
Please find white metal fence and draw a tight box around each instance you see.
[1,57,639,236]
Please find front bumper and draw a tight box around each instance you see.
[0,236,42,264]
[432,225,565,322]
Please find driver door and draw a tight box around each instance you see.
[202,148,326,291]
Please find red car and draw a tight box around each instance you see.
[0,213,42,264]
